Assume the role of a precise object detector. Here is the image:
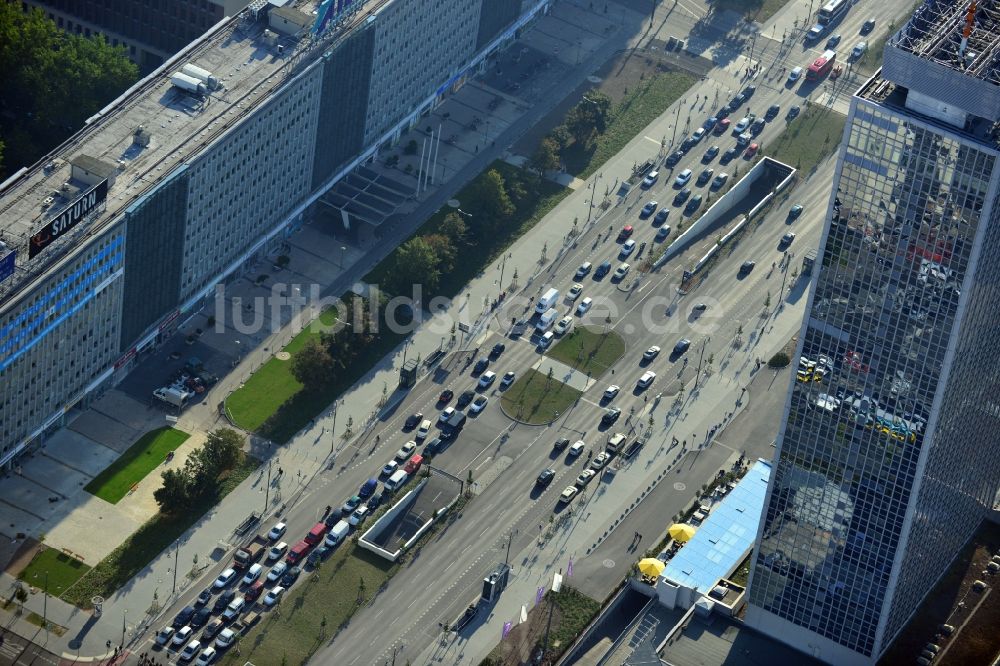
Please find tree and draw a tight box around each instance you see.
[468,169,515,223]
[549,125,573,151]
[0,5,137,176]
[291,338,336,388]
[389,237,441,295]
[155,468,193,514]
[424,234,456,273]
[197,428,243,478]
[438,212,468,244]
[530,137,561,173]
[564,93,612,148]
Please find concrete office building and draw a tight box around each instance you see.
[745,1,1000,663]
[0,0,545,468]
[21,0,252,71]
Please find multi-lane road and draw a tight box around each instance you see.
[126,2,921,665]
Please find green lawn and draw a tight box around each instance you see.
[62,455,258,608]
[226,308,338,433]
[766,105,847,177]
[564,71,696,179]
[18,548,91,598]
[546,327,626,380]
[220,545,397,665]
[500,368,583,425]
[83,427,190,504]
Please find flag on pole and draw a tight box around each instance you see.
[567,557,574,577]
[502,621,513,639]
[535,586,546,606]
[520,605,528,624]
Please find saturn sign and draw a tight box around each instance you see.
[29,180,108,259]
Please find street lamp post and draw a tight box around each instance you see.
[42,571,48,630]
[264,458,273,512]
[695,337,710,389]
[121,609,127,648]
[504,529,518,566]
[172,543,179,595]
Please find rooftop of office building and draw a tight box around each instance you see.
[0,0,387,304]
[860,0,1000,146]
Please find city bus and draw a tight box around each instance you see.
[817,0,850,25]
[806,50,837,80]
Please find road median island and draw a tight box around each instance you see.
[546,326,626,379]
[500,368,584,425]
[766,105,847,178]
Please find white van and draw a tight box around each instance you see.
[384,469,409,493]
[536,308,558,331]
[415,419,432,440]
[538,331,555,350]
[324,520,351,547]
[536,288,560,313]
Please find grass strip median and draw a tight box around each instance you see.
[766,105,847,177]
[546,327,626,379]
[501,368,583,425]
[62,454,259,608]
[83,427,190,504]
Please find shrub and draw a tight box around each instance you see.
[768,351,790,368]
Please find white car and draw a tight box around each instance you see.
[222,596,245,621]
[558,486,579,504]
[619,239,636,258]
[568,441,586,457]
[478,370,497,388]
[643,346,660,361]
[195,646,218,666]
[788,66,803,83]
[575,262,592,279]
[439,406,456,424]
[156,626,176,646]
[637,371,656,389]
[172,625,193,646]
[267,522,286,541]
[267,541,288,561]
[179,639,202,662]
[213,568,236,590]
[501,371,516,388]
[415,419,432,440]
[348,506,369,526]
[267,560,288,583]
[733,117,750,133]
[215,628,236,649]
[591,451,611,470]
[470,395,489,414]
[568,283,583,300]
[576,297,593,315]
[242,563,263,585]
[395,441,417,461]
[851,41,868,60]
[674,168,692,187]
[554,316,573,335]
[642,169,659,187]
[603,385,620,400]
[263,585,285,608]
[538,331,555,349]
[691,127,706,143]
[575,469,597,487]
[613,263,630,280]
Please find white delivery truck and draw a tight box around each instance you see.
[153,386,191,408]
[535,288,560,313]
[384,469,409,493]
[536,308,559,331]
[324,520,351,547]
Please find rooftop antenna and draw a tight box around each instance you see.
[960,0,976,56]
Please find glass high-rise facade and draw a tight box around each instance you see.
[745,2,1000,663]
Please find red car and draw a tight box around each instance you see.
[617,225,634,242]
[744,143,760,158]
[713,118,731,135]
[438,390,454,404]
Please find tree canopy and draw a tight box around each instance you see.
[0,4,138,177]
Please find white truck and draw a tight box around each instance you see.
[536,308,559,331]
[153,386,192,408]
[535,287,560,313]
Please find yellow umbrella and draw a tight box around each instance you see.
[668,523,696,543]
[638,558,665,577]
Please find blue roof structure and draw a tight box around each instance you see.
[662,460,772,593]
